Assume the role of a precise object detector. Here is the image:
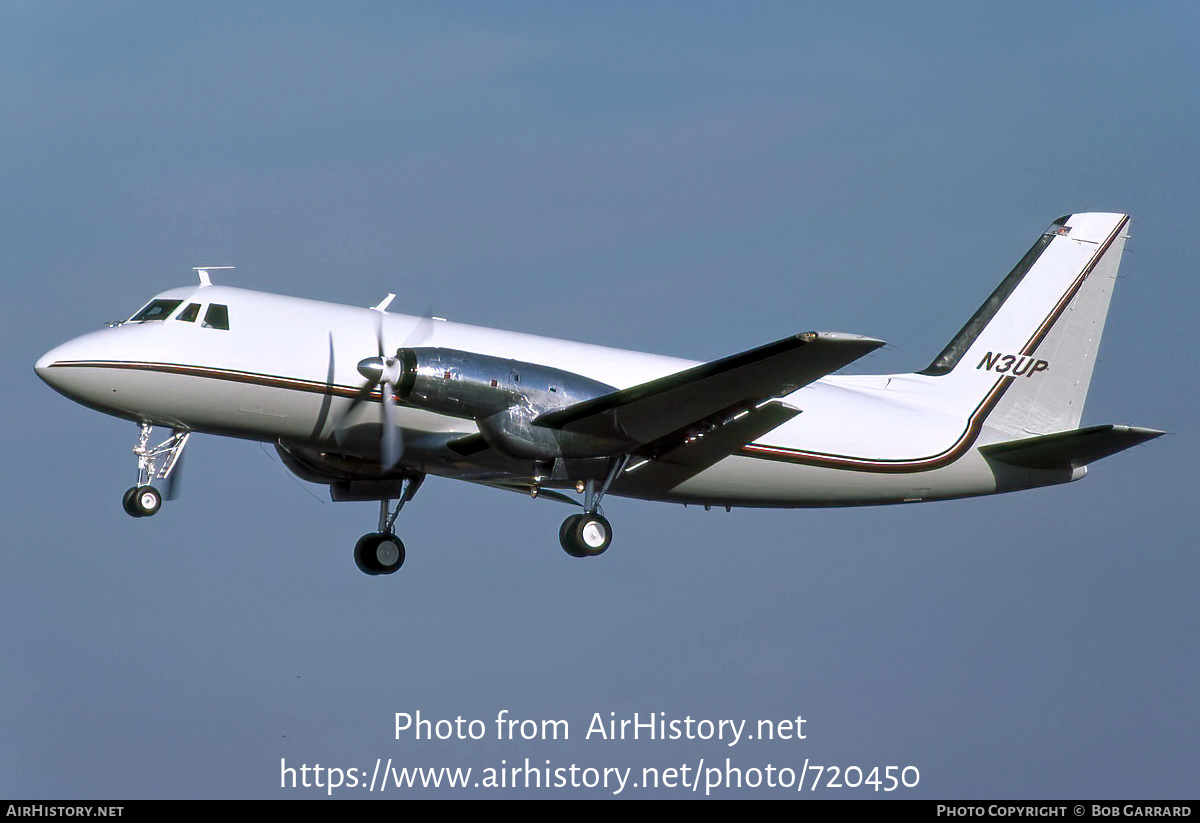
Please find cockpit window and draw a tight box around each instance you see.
[177,303,201,323]
[129,299,183,323]
[203,303,229,330]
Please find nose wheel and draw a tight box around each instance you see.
[122,485,162,517]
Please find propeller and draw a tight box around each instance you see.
[309,332,337,441]
[334,299,440,472]
[335,310,405,471]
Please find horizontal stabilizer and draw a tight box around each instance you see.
[535,332,883,446]
[980,425,1165,470]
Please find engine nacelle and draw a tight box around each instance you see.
[395,348,620,460]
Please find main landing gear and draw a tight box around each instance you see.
[354,474,423,576]
[558,455,629,559]
[122,423,189,518]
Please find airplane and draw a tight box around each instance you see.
[35,212,1162,576]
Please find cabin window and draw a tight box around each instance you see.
[129,299,182,323]
[177,303,201,323]
[203,303,230,330]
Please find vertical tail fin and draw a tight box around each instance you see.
[915,212,1130,436]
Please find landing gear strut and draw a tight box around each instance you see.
[122,423,189,518]
[560,454,629,558]
[354,474,423,576]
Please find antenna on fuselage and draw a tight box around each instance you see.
[193,266,235,287]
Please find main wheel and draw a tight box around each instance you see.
[123,485,161,517]
[560,513,612,557]
[354,533,405,575]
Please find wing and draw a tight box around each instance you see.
[534,331,884,446]
[442,331,883,493]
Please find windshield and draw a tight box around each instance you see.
[128,299,183,323]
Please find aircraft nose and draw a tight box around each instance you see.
[34,330,111,399]
[35,341,69,384]
[35,341,83,399]
[35,345,63,378]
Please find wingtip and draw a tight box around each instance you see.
[1111,425,1168,439]
[805,331,888,349]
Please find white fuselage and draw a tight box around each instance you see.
[35,284,1066,508]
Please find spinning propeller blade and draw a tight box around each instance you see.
[334,307,405,471]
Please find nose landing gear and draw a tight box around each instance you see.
[121,423,189,518]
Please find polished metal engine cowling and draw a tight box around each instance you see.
[396,348,621,460]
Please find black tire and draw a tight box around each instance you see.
[355,533,405,575]
[559,514,588,558]
[354,534,380,575]
[127,485,161,517]
[122,487,143,517]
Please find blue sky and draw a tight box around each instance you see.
[3,2,1196,798]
